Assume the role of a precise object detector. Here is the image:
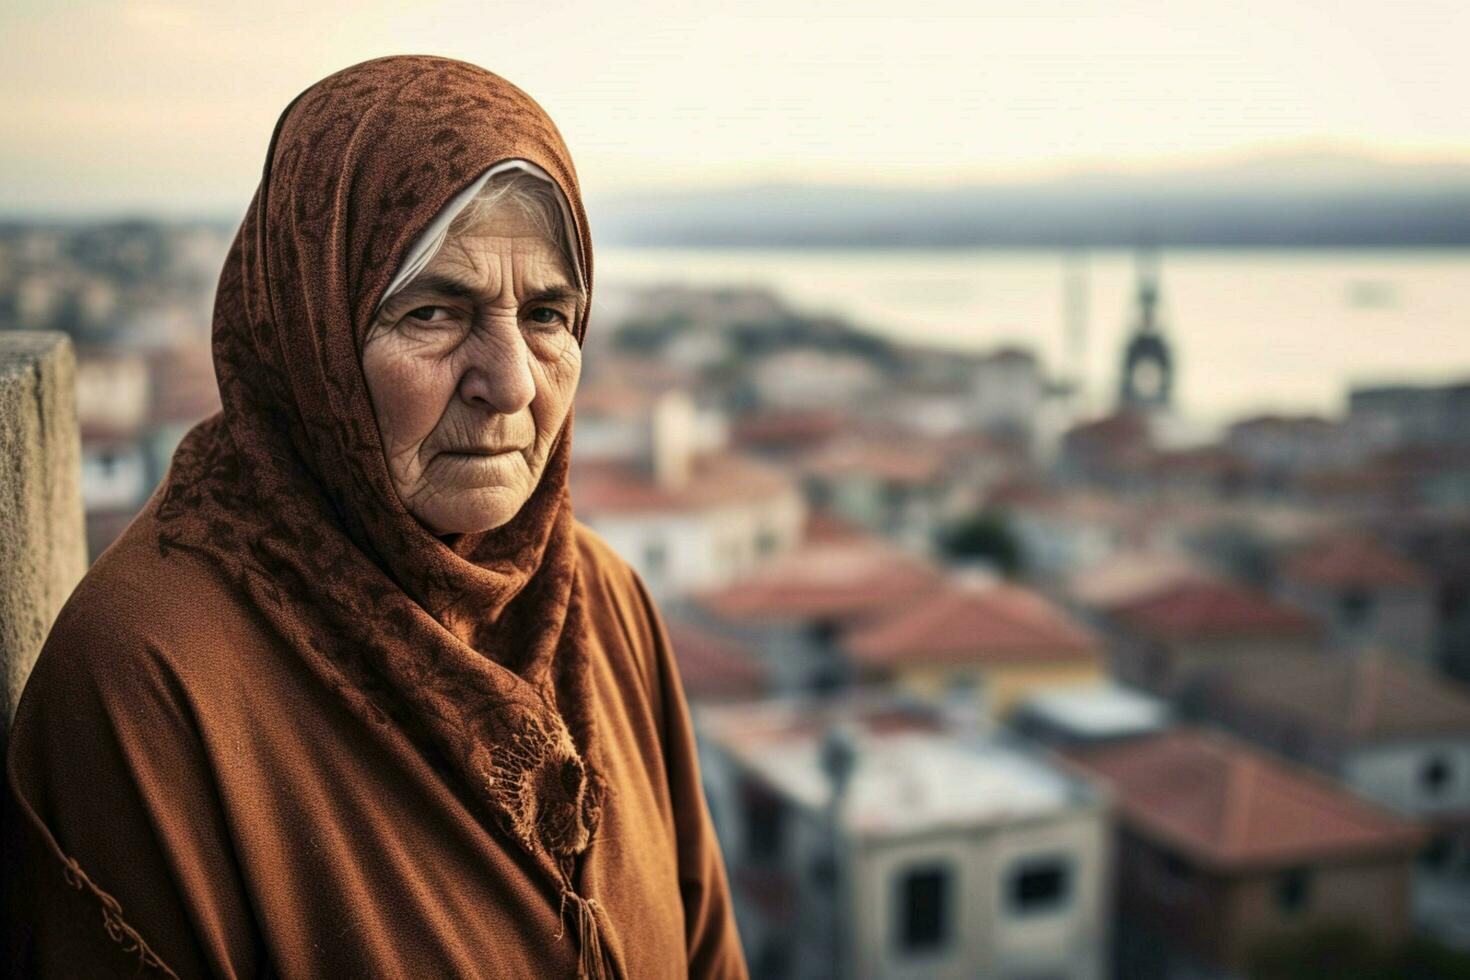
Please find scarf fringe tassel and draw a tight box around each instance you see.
[555,886,613,980]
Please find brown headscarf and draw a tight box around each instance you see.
[155,50,607,948]
[6,53,752,980]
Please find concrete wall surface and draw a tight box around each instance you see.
[0,332,85,742]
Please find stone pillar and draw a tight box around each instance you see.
[0,332,85,742]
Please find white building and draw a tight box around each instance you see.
[1010,682,1173,748]
[1225,414,1361,480]
[697,690,1111,980]
[573,378,727,464]
[750,348,887,412]
[75,349,154,516]
[571,376,805,599]
[570,445,805,601]
[969,348,1043,447]
[999,491,1144,582]
[690,531,946,695]
[75,349,151,437]
[80,438,150,512]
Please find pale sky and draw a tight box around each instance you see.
[2,0,1468,215]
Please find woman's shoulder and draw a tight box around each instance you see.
[6,515,258,980]
[567,520,649,605]
[571,518,639,592]
[22,509,260,714]
[7,518,229,827]
[571,518,669,684]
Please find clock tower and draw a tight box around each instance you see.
[1118,248,1175,412]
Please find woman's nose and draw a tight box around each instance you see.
[457,315,536,413]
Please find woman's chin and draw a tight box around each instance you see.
[418,487,528,536]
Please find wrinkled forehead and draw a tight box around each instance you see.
[260,56,591,348]
[375,158,583,317]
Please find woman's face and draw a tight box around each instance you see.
[362,201,583,535]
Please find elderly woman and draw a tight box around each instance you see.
[5,55,748,979]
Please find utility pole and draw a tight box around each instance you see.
[820,719,858,980]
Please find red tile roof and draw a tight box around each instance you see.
[574,377,657,418]
[1146,446,1249,479]
[582,352,696,391]
[1065,410,1151,450]
[1066,729,1424,871]
[1064,550,1219,609]
[1199,650,1470,742]
[697,687,949,752]
[801,510,871,545]
[664,619,767,701]
[1228,413,1337,436]
[1281,533,1428,589]
[847,578,1100,667]
[798,438,949,485]
[693,537,944,623]
[730,408,846,453]
[570,452,794,515]
[1109,580,1319,642]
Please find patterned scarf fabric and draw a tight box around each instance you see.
[154,54,606,876]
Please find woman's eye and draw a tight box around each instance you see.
[404,305,451,323]
[527,307,566,326]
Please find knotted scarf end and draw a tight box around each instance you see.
[555,886,612,980]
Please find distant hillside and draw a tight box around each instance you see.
[592,152,1470,248]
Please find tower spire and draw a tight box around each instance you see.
[1117,244,1174,412]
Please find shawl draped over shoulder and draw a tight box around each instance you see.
[3,54,748,980]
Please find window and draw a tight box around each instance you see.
[807,480,832,509]
[810,662,846,694]
[1420,835,1455,870]
[1338,588,1374,628]
[1143,642,1170,686]
[1421,755,1453,797]
[1276,867,1312,914]
[754,938,791,977]
[807,617,840,646]
[809,851,838,890]
[1160,851,1192,882]
[882,479,908,510]
[895,863,952,953]
[1152,847,1197,903]
[739,779,785,863]
[1279,724,1308,759]
[1007,856,1073,916]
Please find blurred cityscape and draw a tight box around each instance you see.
[4,219,1470,979]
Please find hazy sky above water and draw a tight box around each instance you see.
[3,0,1469,215]
[598,246,1470,428]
